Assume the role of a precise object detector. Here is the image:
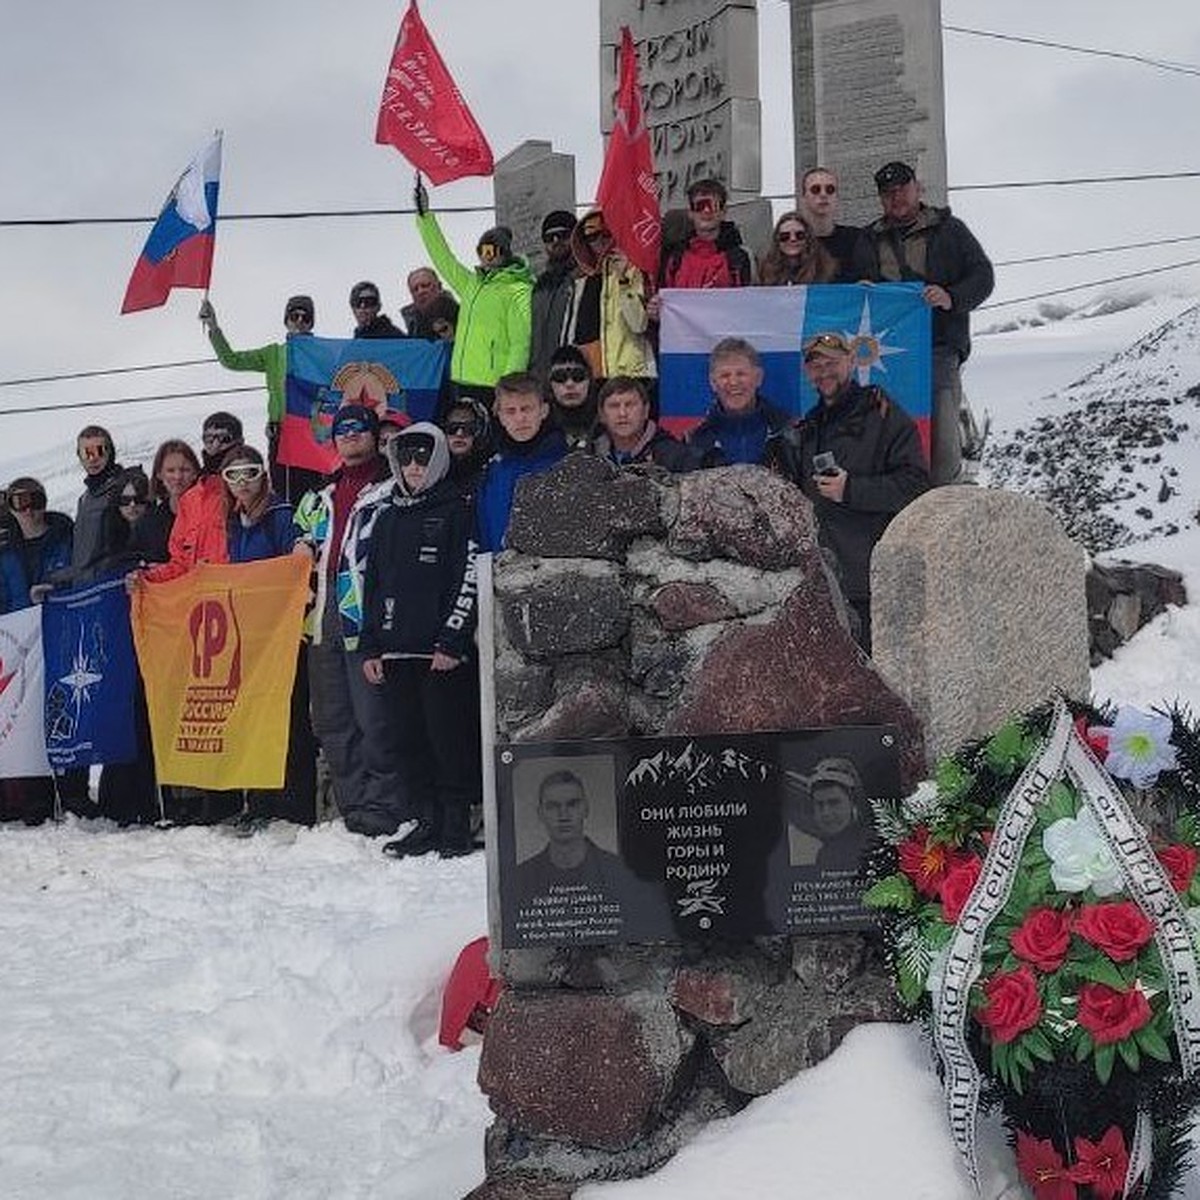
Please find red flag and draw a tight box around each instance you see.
[596,27,661,277]
[375,0,494,185]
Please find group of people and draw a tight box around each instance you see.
[0,157,988,845]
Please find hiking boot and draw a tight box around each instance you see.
[343,810,399,838]
[382,822,439,859]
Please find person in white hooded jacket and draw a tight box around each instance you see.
[360,423,480,859]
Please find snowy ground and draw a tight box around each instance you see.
[4,291,1200,1199]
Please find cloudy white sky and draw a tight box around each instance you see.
[2,0,1199,439]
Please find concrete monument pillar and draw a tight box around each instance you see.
[599,0,773,262]
[493,140,577,275]
[789,0,948,227]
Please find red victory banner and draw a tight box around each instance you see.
[375,0,494,185]
[596,26,661,277]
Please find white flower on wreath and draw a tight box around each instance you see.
[1095,707,1178,789]
[1042,807,1123,896]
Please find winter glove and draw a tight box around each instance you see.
[413,177,429,217]
[198,299,217,331]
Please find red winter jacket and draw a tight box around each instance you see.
[143,475,229,582]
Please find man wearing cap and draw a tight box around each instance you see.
[294,404,411,837]
[562,209,655,386]
[413,179,534,404]
[530,210,578,378]
[199,294,323,503]
[795,331,928,652]
[852,161,994,486]
[349,281,406,340]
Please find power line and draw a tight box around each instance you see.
[0,384,261,418]
[994,234,1200,268]
[6,169,1200,230]
[979,257,1200,310]
[1,358,217,388]
[943,25,1200,78]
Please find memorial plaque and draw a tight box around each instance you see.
[790,0,947,226]
[494,727,901,948]
[599,0,762,208]
[493,139,577,273]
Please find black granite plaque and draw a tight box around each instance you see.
[495,726,900,947]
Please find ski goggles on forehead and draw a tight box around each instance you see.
[394,441,434,467]
[221,463,265,485]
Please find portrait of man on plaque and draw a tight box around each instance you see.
[781,753,874,873]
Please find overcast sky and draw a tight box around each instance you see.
[2,0,1199,437]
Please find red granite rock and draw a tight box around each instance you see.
[478,991,691,1150]
[650,581,737,632]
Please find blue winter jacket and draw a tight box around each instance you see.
[0,513,74,614]
[687,397,794,468]
[226,498,296,563]
[474,426,568,552]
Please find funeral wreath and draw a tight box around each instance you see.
[865,698,1200,1199]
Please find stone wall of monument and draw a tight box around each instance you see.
[470,455,923,1197]
[790,0,947,226]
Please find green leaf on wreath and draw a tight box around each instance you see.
[897,968,926,1009]
[863,874,917,910]
[1095,1042,1116,1085]
[1014,1042,1034,1072]
[1074,1030,1093,1062]
[1117,1037,1141,1072]
[1042,780,1078,824]
[1026,1029,1056,1062]
[935,757,975,801]
[1135,1024,1173,1063]
[1073,955,1130,990]
[984,722,1031,772]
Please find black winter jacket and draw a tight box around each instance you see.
[795,382,928,601]
[851,205,993,362]
[360,477,478,662]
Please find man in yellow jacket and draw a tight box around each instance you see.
[414,180,533,405]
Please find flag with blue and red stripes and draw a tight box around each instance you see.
[277,335,449,473]
[658,283,932,457]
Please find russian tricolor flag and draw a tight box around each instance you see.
[121,133,222,314]
[658,283,933,456]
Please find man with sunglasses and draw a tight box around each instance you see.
[851,160,994,486]
[294,404,411,838]
[659,178,753,291]
[530,210,578,378]
[799,166,861,283]
[69,425,125,576]
[349,281,406,340]
[198,293,323,503]
[414,179,534,404]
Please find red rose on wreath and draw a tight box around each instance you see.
[940,854,983,923]
[1016,1130,1077,1200]
[1011,907,1073,973]
[1157,844,1199,894]
[977,965,1042,1044]
[1075,901,1155,962]
[898,826,959,897]
[1077,982,1152,1045]
[1069,1126,1130,1200]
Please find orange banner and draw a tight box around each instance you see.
[131,556,309,789]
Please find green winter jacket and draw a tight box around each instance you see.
[416,212,534,387]
[208,328,286,422]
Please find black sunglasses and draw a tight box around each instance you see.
[118,494,147,508]
[394,442,434,467]
[807,183,837,197]
[549,366,588,385]
[287,308,313,322]
[444,420,478,437]
[352,296,380,309]
[778,229,809,243]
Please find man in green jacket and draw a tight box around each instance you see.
[414,180,534,405]
[199,294,323,501]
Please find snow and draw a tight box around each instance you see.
[4,290,1200,1199]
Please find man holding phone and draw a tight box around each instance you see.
[796,332,929,651]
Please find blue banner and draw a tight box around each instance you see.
[42,575,138,770]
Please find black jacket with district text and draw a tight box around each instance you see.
[359,475,478,662]
[795,382,929,602]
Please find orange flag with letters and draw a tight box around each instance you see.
[131,556,309,789]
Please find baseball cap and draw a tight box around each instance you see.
[541,210,577,240]
[284,294,314,321]
[874,161,916,191]
[802,332,852,361]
